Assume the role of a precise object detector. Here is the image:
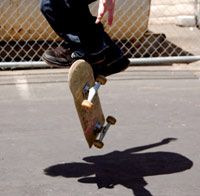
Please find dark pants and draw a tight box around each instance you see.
[40,0,107,52]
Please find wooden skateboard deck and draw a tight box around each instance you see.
[68,59,105,148]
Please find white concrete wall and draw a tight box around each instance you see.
[149,0,197,26]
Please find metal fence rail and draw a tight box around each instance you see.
[0,0,200,66]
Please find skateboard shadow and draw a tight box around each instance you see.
[44,138,193,196]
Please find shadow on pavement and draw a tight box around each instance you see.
[44,138,193,196]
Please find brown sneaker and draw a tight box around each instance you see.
[42,46,75,67]
[42,44,130,77]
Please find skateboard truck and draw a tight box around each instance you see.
[82,75,107,109]
[93,116,116,149]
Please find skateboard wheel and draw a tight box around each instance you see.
[106,116,117,125]
[81,100,93,109]
[96,75,107,85]
[94,140,104,149]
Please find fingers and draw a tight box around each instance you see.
[95,8,106,24]
[107,6,114,25]
[95,0,115,26]
[95,0,106,24]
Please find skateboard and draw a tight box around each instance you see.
[68,59,116,148]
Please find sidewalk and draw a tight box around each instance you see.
[0,62,200,86]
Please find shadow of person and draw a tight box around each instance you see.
[44,138,193,196]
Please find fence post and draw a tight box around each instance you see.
[195,0,200,27]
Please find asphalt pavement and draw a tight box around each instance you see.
[0,63,200,196]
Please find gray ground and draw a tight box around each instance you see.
[0,63,200,196]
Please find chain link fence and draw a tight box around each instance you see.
[0,0,200,65]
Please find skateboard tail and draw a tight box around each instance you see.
[84,117,101,148]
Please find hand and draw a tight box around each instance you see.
[95,0,115,26]
[161,138,177,144]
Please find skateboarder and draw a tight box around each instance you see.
[40,0,130,76]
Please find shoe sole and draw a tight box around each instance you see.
[42,54,71,67]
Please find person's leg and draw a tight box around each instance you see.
[40,0,81,47]
[40,0,104,50]
[40,0,130,75]
[91,32,130,77]
[40,0,83,66]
